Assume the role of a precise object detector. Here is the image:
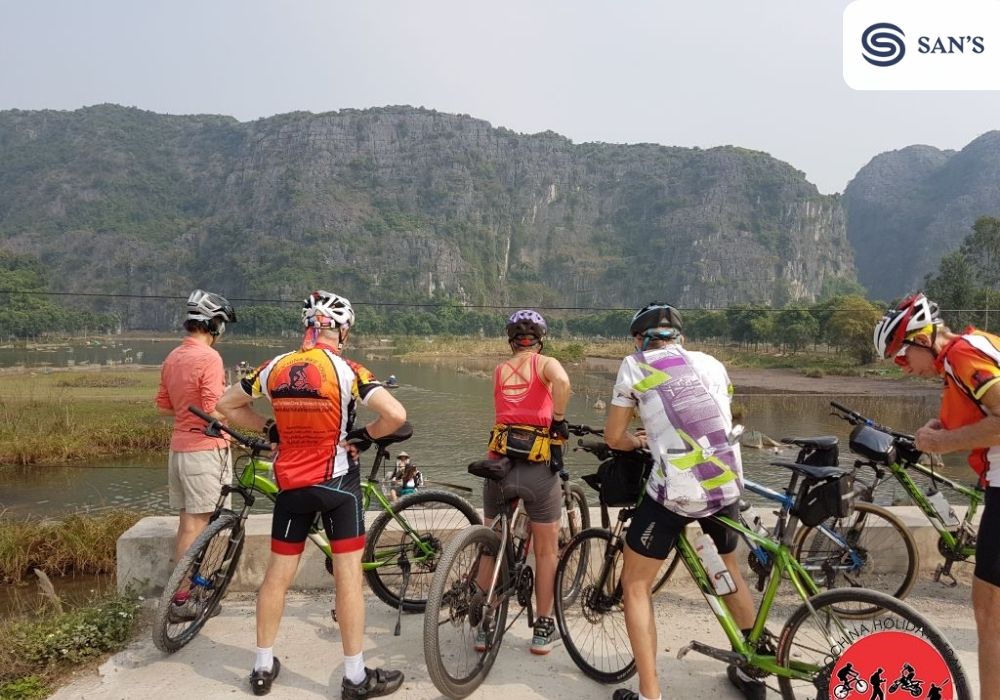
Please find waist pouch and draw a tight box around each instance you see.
[488,423,552,462]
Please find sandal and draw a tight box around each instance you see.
[250,656,281,696]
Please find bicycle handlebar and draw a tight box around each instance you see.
[188,405,273,454]
[568,423,604,437]
[829,401,916,442]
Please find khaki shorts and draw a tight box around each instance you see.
[168,447,232,514]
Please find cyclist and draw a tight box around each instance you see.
[605,303,759,700]
[155,289,236,620]
[875,292,1000,700]
[837,662,857,687]
[217,290,406,699]
[478,309,571,655]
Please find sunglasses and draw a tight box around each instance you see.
[893,339,926,368]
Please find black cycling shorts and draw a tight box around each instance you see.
[271,469,365,556]
[625,494,740,561]
[975,487,1000,587]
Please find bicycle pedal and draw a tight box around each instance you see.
[676,640,741,664]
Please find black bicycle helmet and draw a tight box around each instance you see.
[629,302,682,338]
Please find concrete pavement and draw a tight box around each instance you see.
[52,570,980,700]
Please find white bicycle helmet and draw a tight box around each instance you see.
[302,290,355,329]
[873,292,941,359]
[186,289,236,323]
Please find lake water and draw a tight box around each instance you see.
[0,340,967,517]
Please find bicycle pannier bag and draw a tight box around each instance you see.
[794,474,855,527]
[594,452,653,507]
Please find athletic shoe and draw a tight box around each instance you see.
[341,667,404,699]
[530,615,558,655]
[250,657,281,696]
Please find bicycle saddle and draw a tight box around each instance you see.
[780,435,838,449]
[468,457,513,481]
[771,459,846,481]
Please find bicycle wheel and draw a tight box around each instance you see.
[364,489,480,613]
[792,502,918,616]
[558,482,593,601]
[423,525,510,699]
[651,547,680,595]
[153,511,244,653]
[776,588,971,700]
[555,528,635,684]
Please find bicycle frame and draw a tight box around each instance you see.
[230,441,444,571]
[873,457,982,557]
[742,479,865,572]
[676,513,824,681]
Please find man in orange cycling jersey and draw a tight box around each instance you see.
[218,290,406,699]
[478,309,571,655]
[875,292,1000,700]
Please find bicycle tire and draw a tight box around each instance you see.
[651,548,680,595]
[558,482,592,601]
[775,588,971,700]
[364,489,481,613]
[792,502,918,616]
[423,525,510,699]
[554,528,635,684]
[153,511,244,653]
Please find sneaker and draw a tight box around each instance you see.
[250,656,281,696]
[612,691,639,700]
[530,616,558,655]
[167,599,222,623]
[342,667,404,699]
[727,664,767,700]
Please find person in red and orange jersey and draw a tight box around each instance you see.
[218,290,406,699]
[875,292,1000,700]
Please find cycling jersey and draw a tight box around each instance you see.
[241,342,383,490]
[612,345,743,517]
[934,327,1000,486]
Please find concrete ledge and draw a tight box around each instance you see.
[118,505,979,596]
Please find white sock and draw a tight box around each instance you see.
[254,647,273,672]
[344,652,366,685]
[640,693,660,700]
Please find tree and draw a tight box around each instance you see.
[774,308,819,352]
[827,295,883,364]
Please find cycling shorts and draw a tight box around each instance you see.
[625,494,739,561]
[271,469,365,556]
[975,487,1000,586]
[482,458,561,524]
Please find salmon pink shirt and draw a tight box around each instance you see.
[155,336,228,452]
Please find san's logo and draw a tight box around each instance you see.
[862,22,906,66]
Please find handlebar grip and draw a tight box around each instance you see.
[578,438,608,453]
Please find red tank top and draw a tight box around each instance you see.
[493,352,553,427]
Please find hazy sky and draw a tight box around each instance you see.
[2,0,999,194]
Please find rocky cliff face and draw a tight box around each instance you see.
[844,133,1000,300]
[0,105,854,326]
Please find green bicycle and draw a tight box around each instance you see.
[830,401,982,587]
[554,440,971,698]
[153,406,480,653]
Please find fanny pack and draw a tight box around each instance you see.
[488,423,552,463]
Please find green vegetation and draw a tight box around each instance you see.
[0,369,169,465]
[0,510,140,584]
[0,592,140,697]
[926,216,1000,332]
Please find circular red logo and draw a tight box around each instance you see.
[831,631,954,699]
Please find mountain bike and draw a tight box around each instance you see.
[153,407,480,653]
[829,401,983,587]
[552,454,971,698]
[738,434,917,614]
[423,453,591,699]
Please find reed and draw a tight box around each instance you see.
[0,510,141,584]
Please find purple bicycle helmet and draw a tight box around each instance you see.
[506,309,547,345]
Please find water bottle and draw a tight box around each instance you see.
[926,489,959,526]
[694,532,737,595]
[512,511,530,541]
